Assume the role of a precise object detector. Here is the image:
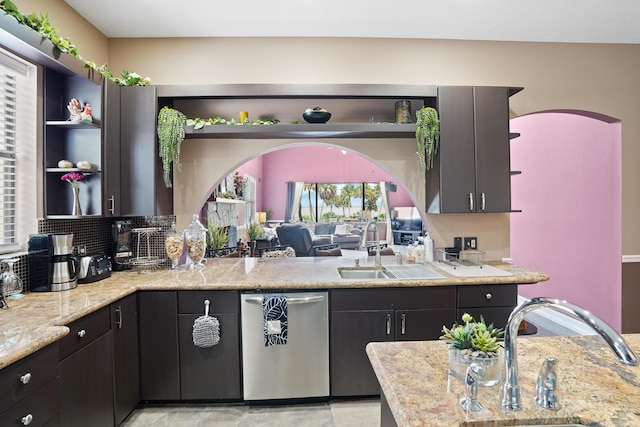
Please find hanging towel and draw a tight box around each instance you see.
[192,300,220,348]
[263,295,288,347]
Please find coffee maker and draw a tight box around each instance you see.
[112,220,133,271]
[28,233,78,292]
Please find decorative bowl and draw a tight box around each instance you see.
[303,108,331,123]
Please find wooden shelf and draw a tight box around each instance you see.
[46,168,101,174]
[185,123,417,139]
[46,121,101,129]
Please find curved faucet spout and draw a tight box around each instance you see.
[501,297,639,411]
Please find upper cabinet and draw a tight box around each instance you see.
[44,69,104,218]
[426,86,522,214]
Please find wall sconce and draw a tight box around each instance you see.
[256,212,267,223]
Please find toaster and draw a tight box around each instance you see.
[78,254,112,284]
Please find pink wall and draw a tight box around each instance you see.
[258,144,414,219]
[510,112,622,331]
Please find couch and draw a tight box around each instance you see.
[275,223,335,257]
[311,222,363,250]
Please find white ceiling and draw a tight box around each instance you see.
[64,0,640,44]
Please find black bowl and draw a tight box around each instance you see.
[303,111,331,123]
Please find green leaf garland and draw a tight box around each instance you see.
[415,107,440,171]
[157,107,186,188]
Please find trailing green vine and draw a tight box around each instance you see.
[0,0,149,86]
[157,106,186,188]
[415,107,440,171]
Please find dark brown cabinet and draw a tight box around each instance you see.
[0,343,59,427]
[58,308,114,427]
[177,291,242,400]
[111,293,140,425]
[138,291,180,401]
[427,86,520,213]
[330,288,456,397]
[102,78,122,216]
[456,284,518,329]
[119,86,172,216]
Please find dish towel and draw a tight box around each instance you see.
[263,295,288,347]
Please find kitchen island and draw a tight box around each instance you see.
[367,335,640,426]
[0,257,547,369]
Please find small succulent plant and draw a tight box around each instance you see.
[440,313,505,354]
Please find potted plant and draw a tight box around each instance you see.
[415,107,440,171]
[157,106,186,188]
[206,224,228,257]
[440,313,505,386]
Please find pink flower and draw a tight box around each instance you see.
[61,172,85,188]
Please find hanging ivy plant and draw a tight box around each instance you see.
[157,106,186,188]
[415,107,440,171]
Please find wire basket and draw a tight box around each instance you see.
[131,227,165,269]
[436,248,485,268]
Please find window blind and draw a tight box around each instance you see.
[0,69,17,248]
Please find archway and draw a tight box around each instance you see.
[510,110,622,330]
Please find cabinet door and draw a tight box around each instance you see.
[138,291,180,400]
[111,293,140,425]
[178,313,242,400]
[102,79,121,216]
[395,308,456,341]
[330,310,393,397]
[59,332,114,427]
[432,86,476,213]
[473,86,511,213]
[120,86,173,216]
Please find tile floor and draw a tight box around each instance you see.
[122,399,381,427]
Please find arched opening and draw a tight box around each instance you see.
[510,110,622,330]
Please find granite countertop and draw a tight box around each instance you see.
[0,257,548,370]
[367,335,640,426]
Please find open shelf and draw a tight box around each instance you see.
[46,120,101,129]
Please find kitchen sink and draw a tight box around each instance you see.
[337,265,445,280]
[337,267,392,279]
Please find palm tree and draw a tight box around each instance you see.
[341,183,360,218]
[303,183,316,222]
[318,183,337,219]
[364,183,381,217]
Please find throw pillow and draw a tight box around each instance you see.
[334,224,347,235]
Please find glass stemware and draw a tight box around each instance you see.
[1,258,23,299]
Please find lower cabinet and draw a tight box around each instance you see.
[138,291,180,400]
[456,284,518,329]
[111,293,140,425]
[58,307,114,427]
[330,288,457,397]
[177,291,242,400]
[0,343,59,427]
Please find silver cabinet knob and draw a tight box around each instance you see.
[77,329,86,338]
[22,414,33,425]
[20,372,31,384]
[485,293,492,300]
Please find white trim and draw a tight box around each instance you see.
[622,255,640,263]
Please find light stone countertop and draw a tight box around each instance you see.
[367,335,640,426]
[0,257,548,370]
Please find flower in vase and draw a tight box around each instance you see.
[61,172,85,188]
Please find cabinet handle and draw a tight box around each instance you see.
[20,372,32,384]
[386,313,392,335]
[468,193,474,211]
[77,329,86,338]
[21,414,33,425]
[115,306,123,329]
[485,293,492,300]
[480,192,486,211]
[108,195,115,214]
[401,313,406,335]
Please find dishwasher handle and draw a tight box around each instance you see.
[244,295,325,305]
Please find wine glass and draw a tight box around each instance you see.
[1,258,23,299]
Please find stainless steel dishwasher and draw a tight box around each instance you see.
[241,291,329,400]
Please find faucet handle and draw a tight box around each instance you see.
[535,357,560,410]
[460,363,485,412]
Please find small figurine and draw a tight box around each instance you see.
[80,103,92,123]
[67,98,82,121]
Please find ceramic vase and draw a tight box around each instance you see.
[72,186,82,216]
[448,347,503,386]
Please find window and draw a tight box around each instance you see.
[298,182,382,222]
[0,48,37,253]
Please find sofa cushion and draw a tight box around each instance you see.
[314,222,336,235]
[314,246,342,256]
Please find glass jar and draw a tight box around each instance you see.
[394,100,412,124]
[164,222,184,269]
[184,214,207,268]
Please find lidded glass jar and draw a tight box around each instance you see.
[164,221,184,269]
[184,214,207,268]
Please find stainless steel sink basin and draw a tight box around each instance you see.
[337,267,392,279]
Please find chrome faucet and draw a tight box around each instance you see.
[501,297,639,411]
[366,220,381,267]
[535,357,560,410]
